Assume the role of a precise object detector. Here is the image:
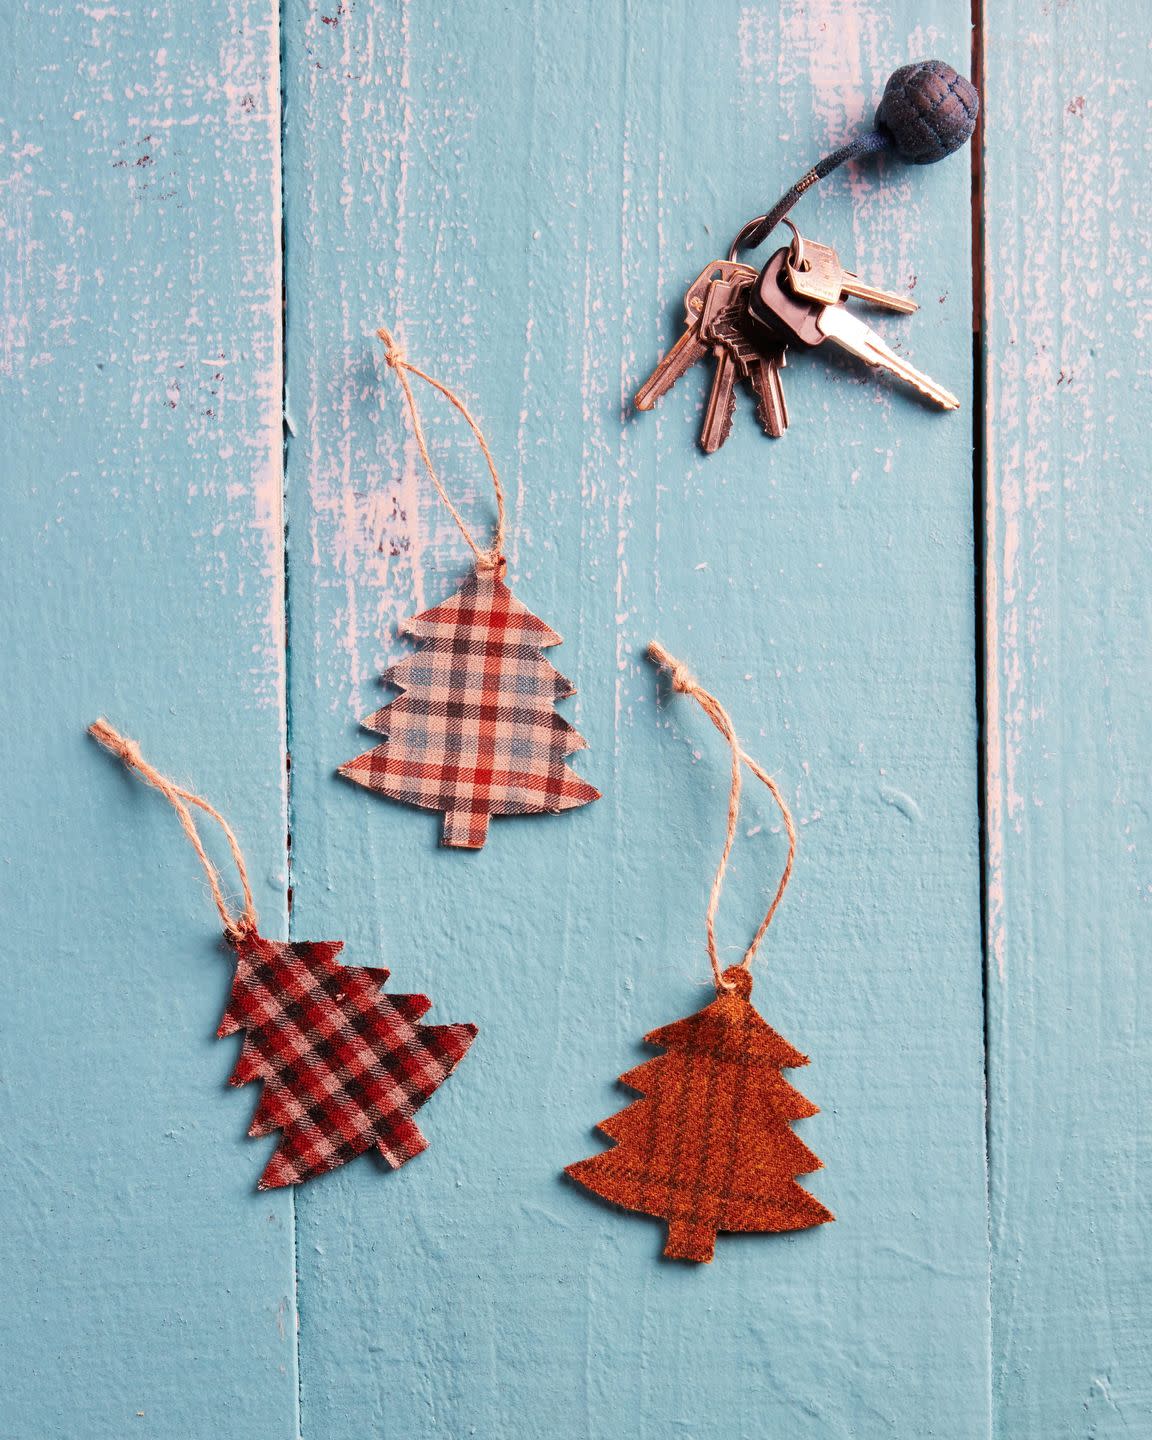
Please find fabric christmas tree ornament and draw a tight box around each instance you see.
[89,720,476,1188]
[565,645,833,1262]
[340,559,598,850]
[566,963,831,1262]
[220,935,475,1187]
[340,330,599,849]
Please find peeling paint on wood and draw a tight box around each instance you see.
[0,2,294,1437]
[984,1,1152,1434]
[284,2,986,1438]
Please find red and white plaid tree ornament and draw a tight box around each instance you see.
[89,721,476,1189]
[340,560,599,849]
[341,331,599,848]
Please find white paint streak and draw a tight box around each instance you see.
[0,132,36,378]
[983,25,1145,977]
[299,1,495,718]
[235,3,286,702]
[614,115,635,739]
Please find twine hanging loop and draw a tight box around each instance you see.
[377,327,507,572]
[647,643,796,993]
[88,719,258,944]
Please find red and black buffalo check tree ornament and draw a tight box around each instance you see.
[220,934,475,1187]
[565,645,833,1262]
[88,720,476,1188]
[339,330,599,849]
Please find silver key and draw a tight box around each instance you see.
[816,304,960,410]
[635,261,756,412]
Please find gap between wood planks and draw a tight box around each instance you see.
[274,1,303,1435]
[970,0,996,1434]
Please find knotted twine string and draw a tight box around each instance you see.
[88,719,257,944]
[377,327,507,572]
[647,644,796,995]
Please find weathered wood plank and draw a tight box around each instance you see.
[0,3,295,1436]
[983,4,1152,1434]
[283,2,988,1435]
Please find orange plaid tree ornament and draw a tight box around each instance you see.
[340,331,599,849]
[565,645,833,1263]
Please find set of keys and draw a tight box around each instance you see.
[635,224,960,453]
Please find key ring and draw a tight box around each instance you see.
[782,218,804,271]
[736,215,806,274]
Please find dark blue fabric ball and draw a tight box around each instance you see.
[874,60,979,163]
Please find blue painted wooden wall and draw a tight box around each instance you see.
[1,2,1146,1436]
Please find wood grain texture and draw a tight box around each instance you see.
[983,2,1152,1434]
[0,3,295,1437]
[282,2,987,1436]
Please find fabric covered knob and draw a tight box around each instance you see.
[874,59,980,164]
[730,57,979,257]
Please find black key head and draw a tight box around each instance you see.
[745,248,824,349]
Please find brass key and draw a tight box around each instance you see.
[785,225,918,315]
[698,266,792,449]
[747,347,789,438]
[706,297,789,442]
[635,260,756,412]
[699,345,739,452]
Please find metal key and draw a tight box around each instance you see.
[747,347,789,437]
[698,344,739,452]
[815,304,959,409]
[634,260,756,412]
[706,298,789,440]
[786,232,918,314]
[746,249,960,411]
[700,269,790,446]
[696,269,757,451]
